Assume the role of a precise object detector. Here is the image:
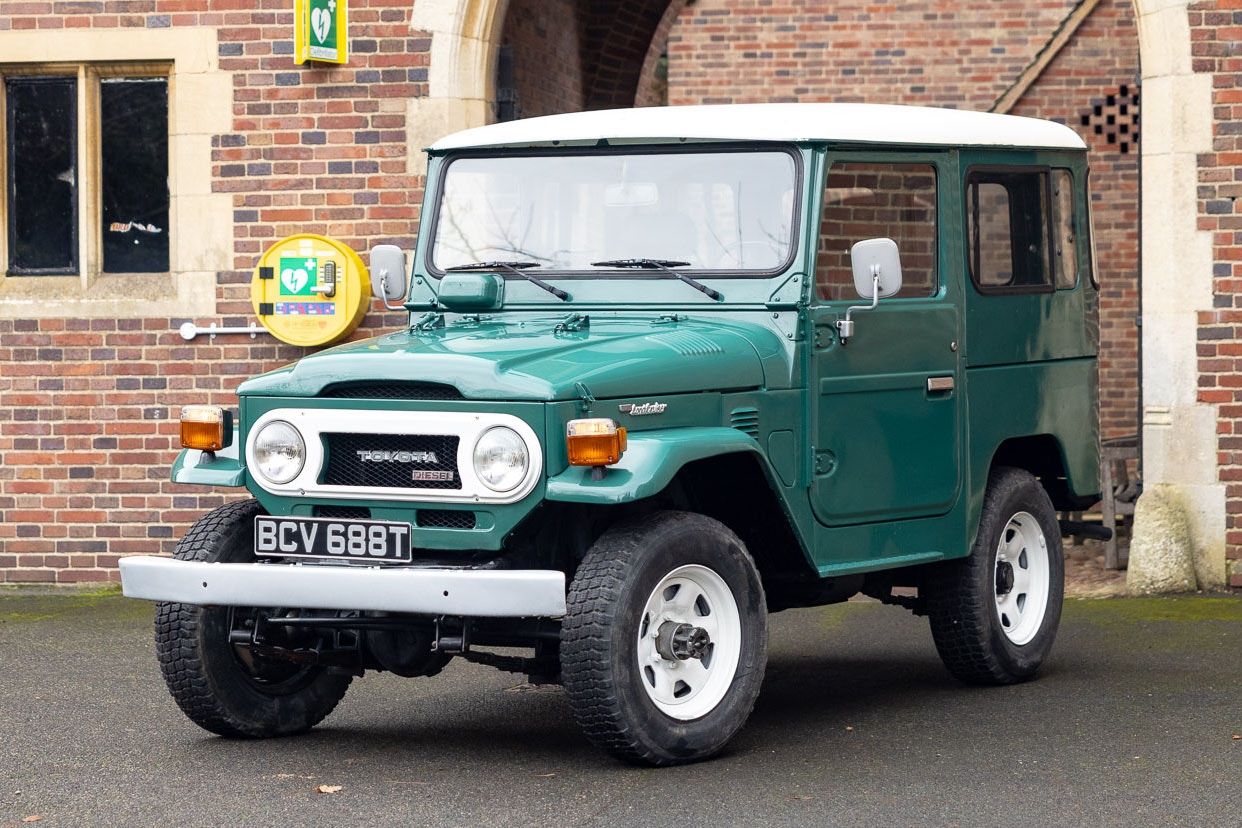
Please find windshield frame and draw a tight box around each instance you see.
[423,142,804,280]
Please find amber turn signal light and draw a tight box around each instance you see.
[566,418,627,467]
[180,405,233,452]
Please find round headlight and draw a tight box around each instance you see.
[253,420,305,485]
[473,426,529,492]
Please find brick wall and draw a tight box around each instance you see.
[666,0,1141,440]
[667,0,1081,109]
[0,0,426,583]
[501,0,585,119]
[1189,1,1242,586]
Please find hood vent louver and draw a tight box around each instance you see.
[647,331,724,357]
[730,407,760,439]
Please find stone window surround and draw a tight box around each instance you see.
[0,28,231,320]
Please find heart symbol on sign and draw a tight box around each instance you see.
[311,7,331,44]
[281,267,309,294]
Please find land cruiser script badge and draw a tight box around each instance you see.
[619,402,667,416]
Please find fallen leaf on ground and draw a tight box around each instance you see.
[1233,734,1240,741]
[22,817,42,824]
[535,773,557,778]
[786,795,812,802]
[316,784,343,794]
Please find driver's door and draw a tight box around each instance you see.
[808,156,963,528]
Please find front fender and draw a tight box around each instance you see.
[171,444,247,487]
[545,427,761,505]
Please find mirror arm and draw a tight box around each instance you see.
[836,269,882,343]
[377,273,408,311]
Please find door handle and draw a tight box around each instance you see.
[926,376,955,393]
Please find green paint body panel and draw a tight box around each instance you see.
[546,428,764,504]
[963,358,1101,532]
[172,444,246,487]
[172,134,1100,588]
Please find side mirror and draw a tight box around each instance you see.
[850,237,903,300]
[369,244,408,309]
[837,238,903,344]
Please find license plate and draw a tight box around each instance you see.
[254,516,412,563]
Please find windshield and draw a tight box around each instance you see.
[430,148,799,273]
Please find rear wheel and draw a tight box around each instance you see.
[155,499,352,737]
[926,467,1064,685]
[561,511,767,766]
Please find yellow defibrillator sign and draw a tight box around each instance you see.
[251,234,368,347]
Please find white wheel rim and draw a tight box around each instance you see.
[635,564,742,720]
[993,511,1051,646]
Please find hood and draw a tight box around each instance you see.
[240,315,783,400]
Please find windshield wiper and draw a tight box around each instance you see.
[590,258,722,301]
[445,261,568,301]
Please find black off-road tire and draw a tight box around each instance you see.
[926,467,1064,685]
[154,499,352,737]
[561,511,767,766]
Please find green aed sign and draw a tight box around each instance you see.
[278,256,319,297]
[295,0,348,65]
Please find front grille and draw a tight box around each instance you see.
[322,433,462,490]
[320,382,464,401]
[417,510,477,530]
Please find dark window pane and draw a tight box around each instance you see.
[101,77,168,273]
[6,76,77,274]
[967,170,1051,293]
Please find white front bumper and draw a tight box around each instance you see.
[119,556,566,618]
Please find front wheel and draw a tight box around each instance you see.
[561,511,768,766]
[926,467,1064,685]
[154,499,352,737]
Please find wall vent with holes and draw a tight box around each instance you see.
[1080,84,1139,154]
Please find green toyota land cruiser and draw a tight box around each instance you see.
[121,103,1100,766]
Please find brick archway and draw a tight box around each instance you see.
[411,0,683,131]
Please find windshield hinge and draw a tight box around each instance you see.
[653,314,682,325]
[413,312,444,331]
[574,381,595,415]
[555,312,590,333]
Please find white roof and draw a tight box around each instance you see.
[429,103,1087,152]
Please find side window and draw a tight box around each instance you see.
[6,76,77,274]
[1052,169,1078,289]
[101,77,170,274]
[816,161,937,300]
[966,169,1051,293]
[4,70,170,277]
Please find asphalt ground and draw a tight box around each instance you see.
[2,588,1241,827]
